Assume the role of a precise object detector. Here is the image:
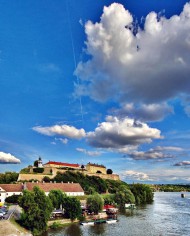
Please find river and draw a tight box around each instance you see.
[46,192,190,236]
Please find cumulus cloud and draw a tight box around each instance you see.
[128,146,182,160]
[75,2,190,106]
[33,125,86,139]
[0,152,21,164]
[129,150,173,161]
[121,168,190,183]
[122,170,154,181]
[87,116,162,151]
[173,161,190,166]
[111,103,173,122]
[76,148,101,156]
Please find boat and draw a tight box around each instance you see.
[94,219,106,224]
[80,221,94,226]
[125,203,136,209]
[106,219,117,224]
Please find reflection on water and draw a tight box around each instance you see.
[47,192,190,236]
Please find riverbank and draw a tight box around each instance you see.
[0,217,32,236]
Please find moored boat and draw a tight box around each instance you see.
[80,221,94,226]
[106,219,117,224]
[125,203,136,209]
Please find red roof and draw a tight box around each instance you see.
[0,184,23,192]
[26,182,84,193]
[103,205,116,210]
[0,183,84,193]
[44,161,80,168]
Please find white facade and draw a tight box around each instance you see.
[0,187,22,204]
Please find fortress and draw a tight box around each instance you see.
[18,158,120,182]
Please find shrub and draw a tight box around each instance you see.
[33,168,44,173]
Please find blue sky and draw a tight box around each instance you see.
[0,0,190,184]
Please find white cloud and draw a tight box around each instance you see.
[129,150,173,161]
[128,146,182,161]
[56,138,68,144]
[121,168,190,183]
[122,170,154,181]
[0,152,21,164]
[76,148,101,156]
[173,161,190,166]
[75,2,190,106]
[87,116,162,151]
[111,103,173,122]
[38,63,61,73]
[154,146,183,152]
[33,125,86,139]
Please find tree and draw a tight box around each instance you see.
[107,169,113,174]
[0,172,19,184]
[81,165,85,171]
[87,193,104,214]
[62,197,81,221]
[33,160,38,167]
[19,186,53,235]
[130,184,154,205]
[42,176,51,182]
[48,190,66,209]
[5,195,21,204]
[114,185,135,208]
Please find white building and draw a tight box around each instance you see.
[0,182,84,204]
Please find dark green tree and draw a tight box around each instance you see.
[19,186,53,235]
[106,169,113,174]
[5,194,21,204]
[48,190,66,209]
[0,172,19,184]
[33,160,38,167]
[87,193,104,214]
[130,184,154,205]
[62,197,81,221]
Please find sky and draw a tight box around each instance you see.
[0,0,190,184]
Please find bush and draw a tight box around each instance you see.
[33,168,44,173]
[107,169,113,174]
[6,194,21,204]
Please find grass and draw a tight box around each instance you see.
[10,216,31,234]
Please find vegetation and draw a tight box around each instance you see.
[18,186,53,236]
[33,160,38,167]
[0,172,19,184]
[53,171,107,194]
[102,194,115,205]
[33,168,44,173]
[20,168,30,174]
[157,184,190,192]
[130,184,154,205]
[115,185,135,208]
[87,193,104,214]
[106,169,113,174]
[48,190,66,209]
[5,194,21,204]
[62,197,81,221]
[50,222,64,230]
[42,176,51,182]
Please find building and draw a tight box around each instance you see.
[43,161,81,169]
[86,163,107,174]
[0,182,84,204]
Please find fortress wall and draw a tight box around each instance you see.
[17,174,55,182]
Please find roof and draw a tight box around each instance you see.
[44,161,80,168]
[0,184,23,192]
[0,183,84,193]
[26,182,84,193]
[103,205,116,210]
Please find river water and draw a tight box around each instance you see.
[46,192,190,236]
